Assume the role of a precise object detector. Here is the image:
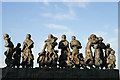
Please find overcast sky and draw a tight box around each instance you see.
[0,2,118,68]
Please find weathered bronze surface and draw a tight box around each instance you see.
[12,43,21,68]
[37,34,58,68]
[58,35,73,68]
[21,34,34,68]
[3,34,14,68]
[3,34,116,69]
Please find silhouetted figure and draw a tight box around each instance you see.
[58,35,73,68]
[3,34,14,68]
[94,37,106,69]
[12,43,21,68]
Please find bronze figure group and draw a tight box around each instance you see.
[3,34,116,69]
[37,34,58,68]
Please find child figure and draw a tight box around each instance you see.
[107,50,116,69]
[12,43,21,68]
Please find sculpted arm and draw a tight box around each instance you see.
[78,41,82,49]
[28,41,34,48]
[106,49,109,57]
[22,42,26,51]
[113,56,116,62]
[67,47,70,53]
[107,56,110,63]
[70,42,73,49]
[5,40,9,47]
[41,43,47,53]
[67,42,70,53]
[58,42,61,49]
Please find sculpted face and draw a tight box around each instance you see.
[111,50,115,55]
[106,43,110,48]
[26,34,31,39]
[62,35,66,40]
[90,34,96,38]
[98,37,103,42]
[72,36,76,40]
[48,34,53,39]
[89,34,99,41]
[90,34,97,40]
[3,34,9,40]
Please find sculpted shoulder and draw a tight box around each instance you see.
[30,39,34,43]
[23,39,34,45]
[71,40,81,45]
[65,40,69,44]
[45,39,52,42]
[60,40,69,43]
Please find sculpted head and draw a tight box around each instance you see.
[106,43,110,48]
[90,34,96,38]
[111,50,115,55]
[3,34,9,40]
[98,37,103,41]
[62,35,66,40]
[17,43,21,48]
[89,34,99,41]
[92,34,97,40]
[88,37,91,40]
[72,36,76,40]
[48,34,53,39]
[26,34,31,40]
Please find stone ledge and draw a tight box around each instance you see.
[1,68,119,80]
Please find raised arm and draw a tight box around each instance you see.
[41,42,47,53]
[5,40,9,47]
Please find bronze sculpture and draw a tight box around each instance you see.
[37,34,58,68]
[58,35,73,68]
[93,37,106,69]
[12,43,21,68]
[37,51,46,68]
[84,34,99,69]
[107,50,116,69]
[70,36,83,68]
[3,34,14,67]
[3,33,116,69]
[21,34,34,68]
[105,43,116,69]
[105,44,113,59]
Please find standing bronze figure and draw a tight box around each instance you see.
[3,34,14,67]
[70,36,83,68]
[93,37,106,69]
[38,34,58,68]
[12,43,21,68]
[107,50,116,69]
[58,35,73,68]
[84,34,99,69]
[21,34,34,68]
[105,43,116,69]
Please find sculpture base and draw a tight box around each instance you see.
[1,68,119,80]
